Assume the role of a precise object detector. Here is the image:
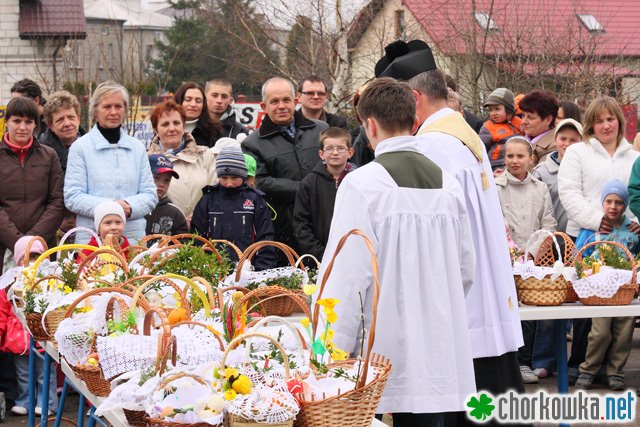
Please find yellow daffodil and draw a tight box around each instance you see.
[324,308,338,324]
[63,285,72,295]
[223,368,239,380]
[303,284,318,296]
[324,328,335,342]
[317,298,339,310]
[231,374,252,395]
[330,347,348,361]
[300,317,310,328]
[224,389,237,401]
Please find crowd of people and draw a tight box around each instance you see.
[1,37,640,425]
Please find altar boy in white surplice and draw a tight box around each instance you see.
[316,78,477,426]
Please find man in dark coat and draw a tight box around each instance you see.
[242,77,328,253]
[297,75,348,129]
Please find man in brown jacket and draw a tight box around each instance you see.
[0,96,64,271]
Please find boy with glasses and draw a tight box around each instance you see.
[293,127,355,259]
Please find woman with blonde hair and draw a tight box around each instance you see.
[64,81,157,244]
[559,95,640,387]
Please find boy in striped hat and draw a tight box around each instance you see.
[191,146,275,269]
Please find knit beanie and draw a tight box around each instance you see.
[94,200,126,231]
[484,88,515,114]
[601,179,628,208]
[244,154,257,178]
[216,146,248,178]
[13,236,45,265]
[210,137,241,155]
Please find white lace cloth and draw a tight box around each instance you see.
[97,333,160,380]
[171,324,225,369]
[513,260,573,281]
[225,364,298,424]
[228,266,309,287]
[144,370,224,426]
[301,360,379,401]
[95,369,160,413]
[572,268,636,298]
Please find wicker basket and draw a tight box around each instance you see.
[24,274,73,341]
[239,287,310,319]
[534,232,578,302]
[574,240,638,306]
[221,332,295,427]
[514,231,568,306]
[146,372,222,427]
[234,241,308,317]
[566,282,579,303]
[61,287,151,396]
[296,230,392,427]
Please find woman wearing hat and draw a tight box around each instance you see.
[65,81,157,244]
[147,99,217,219]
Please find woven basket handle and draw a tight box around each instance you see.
[535,232,576,266]
[295,254,320,270]
[162,234,223,262]
[247,315,308,351]
[105,295,131,324]
[171,320,226,351]
[234,241,301,282]
[59,227,102,247]
[209,240,243,260]
[216,286,249,310]
[77,247,130,278]
[28,275,64,292]
[156,335,177,375]
[22,236,49,267]
[238,286,311,318]
[189,276,215,316]
[574,240,637,284]
[523,230,563,264]
[137,234,172,248]
[63,287,149,318]
[28,244,98,274]
[143,307,173,362]
[221,332,290,380]
[156,371,212,392]
[130,275,191,316]
[313,229,380,390]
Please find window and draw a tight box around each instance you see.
[395,10,406,39]
[102,26,109,36]
[474,11,498,32]
[108,43,114,70]
[577,14,605,33]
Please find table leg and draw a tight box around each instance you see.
[77,393,85,427]
[554,320,569,427]
[28,338,36,427]
[40,352,51,427]
[53,381,68,427]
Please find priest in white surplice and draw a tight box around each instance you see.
[317,78,477,426]
[375,40,525,426]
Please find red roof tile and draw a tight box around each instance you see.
[19,0,86,39]
[402,0,640,57]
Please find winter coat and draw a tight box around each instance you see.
[320,111,348,129]
[147,133,217,217]
[495,170,556,252]
[80,235,131,260]
[530,129,556,163]
[478,116,523,169]
[219,107,248,141]
[575,216,640,256]
[351,125,374,167]
[293,161,355,260]
[191,183,275,270]
[242,110,328,250]
[0,136,64,271]
[533,152,568,232]
[464,110,483,133]
[64,125,158,244]
[39,127,85,175]
[145,196,189,237]
[0,290,28,355]
[558,138,639,237]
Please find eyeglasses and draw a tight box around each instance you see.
[301,91,327,97]
[322,146,349,153]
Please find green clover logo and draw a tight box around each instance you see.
[466,393,495,421]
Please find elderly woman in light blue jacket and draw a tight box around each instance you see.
[64,81,157,244]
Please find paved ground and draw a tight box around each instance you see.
[4,330,640,426]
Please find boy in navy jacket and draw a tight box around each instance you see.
[191,146,275,269]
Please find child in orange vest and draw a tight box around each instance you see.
[479,87,523,174]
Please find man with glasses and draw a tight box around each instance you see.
[298,75,348,129]
[293,127,355,260]
[242,77,328,256]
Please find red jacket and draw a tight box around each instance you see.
[79,235,131,262]
[0,290,29,355]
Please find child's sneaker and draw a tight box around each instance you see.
[575,373,595,389]
[608,376,625,391]
[10,405,27,416]
[520,365,538,384]
[533,368,549,379]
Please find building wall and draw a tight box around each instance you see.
[0,1,58,103]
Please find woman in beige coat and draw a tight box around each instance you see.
[147,100,217,219]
